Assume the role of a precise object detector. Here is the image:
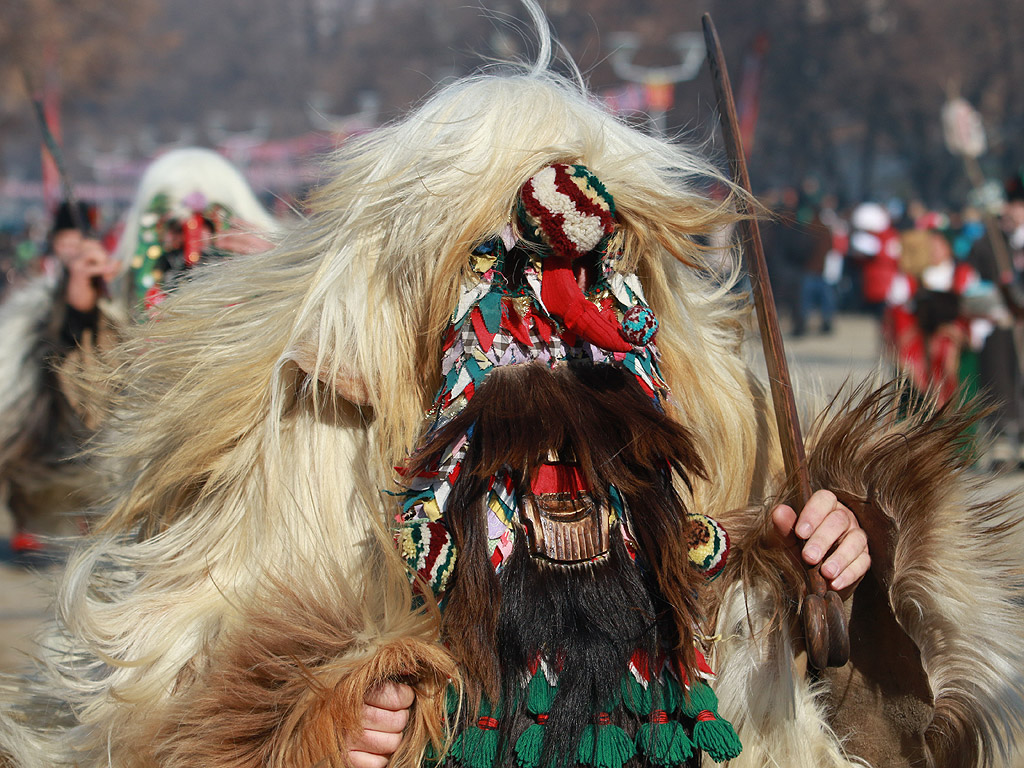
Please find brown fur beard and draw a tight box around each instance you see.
[406,362,709,749]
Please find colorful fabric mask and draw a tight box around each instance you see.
[129,191,234,316]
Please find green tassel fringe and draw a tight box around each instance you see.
[692,719,742,764]
[514,722,546,768]
[635,721,695,766]
[577,722,636,768]
[620,673,651,717]
[450,695,505,768]
[450,724,500,768]
[527,667,556,714]
[659,675,684,715]
[680,682,742,763]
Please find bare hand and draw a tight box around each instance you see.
[65,238,118,312]
[771,489,870,596]
[347,681,414,768]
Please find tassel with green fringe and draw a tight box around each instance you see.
[635,710,695,767]
[577,713,636,768]
[680,682,742,763]
[620,670,651,718]
[450,697,502,768]
[515,713,548,768]
[516,667,557,768]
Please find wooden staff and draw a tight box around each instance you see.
[701,14,849,670]
[23,71,86,231]
[23,70,108,299]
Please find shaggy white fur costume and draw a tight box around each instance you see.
[1,14,1023,768]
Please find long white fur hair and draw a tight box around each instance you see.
[0,17,773,768]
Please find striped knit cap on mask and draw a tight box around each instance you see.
[518,164,616,260]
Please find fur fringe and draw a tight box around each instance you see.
[712,379,1024,768]
[155,586,458,768]
[0,274,60,468]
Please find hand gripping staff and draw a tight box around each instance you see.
[701,14,850,670]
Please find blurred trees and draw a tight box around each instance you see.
[3,0,1023,205]
[717,0,1024,202]
[1,0,157,117]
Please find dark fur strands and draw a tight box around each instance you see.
[408,362,707,501]
[440,432,503,698]
[803,380,999,768]
[714,378,1024,768]
[415,362,709,701]
[497,533,660,768]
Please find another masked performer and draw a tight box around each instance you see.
[0,24,1020,768]
[0,147,276,561]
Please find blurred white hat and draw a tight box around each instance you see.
[851,202,890,233]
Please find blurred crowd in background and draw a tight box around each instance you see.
[755,171,1024,471]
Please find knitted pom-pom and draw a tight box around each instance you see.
[620,305,658,346]
[519,164,616,261]
[396,519,457,596]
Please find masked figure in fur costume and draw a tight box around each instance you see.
[1,11,1022,768]
[0,147,276,559]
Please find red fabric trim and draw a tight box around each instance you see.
[650,710,669,725]
[533,311,553,344]
[630,649,651,681]
[694,648,715,677]
[470,306,495,353]
[530,463,587,496]
[696,710,716,723]
[477,716,499,730]
[504,302,534,348]
[540,255,631,352]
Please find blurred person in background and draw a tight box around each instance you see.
[0,148,276,564]
[792,202,837,336]
[760,186,806,332]
[0,200,118,561]
[967,172,1024,469]
[848,201,902,320]
[889,217,984,407]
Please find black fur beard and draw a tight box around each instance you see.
[495,532,661,768]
